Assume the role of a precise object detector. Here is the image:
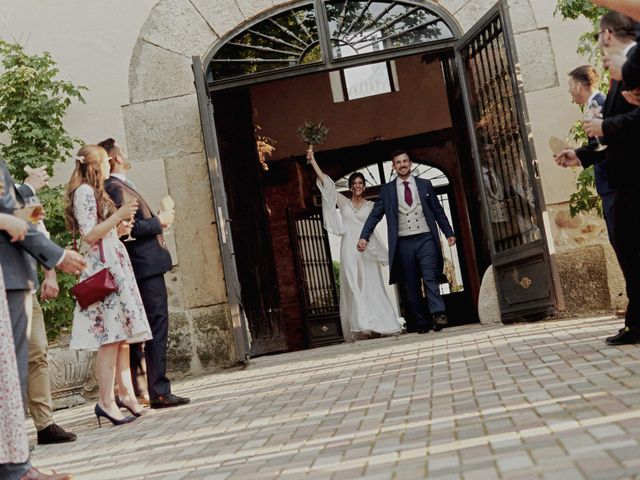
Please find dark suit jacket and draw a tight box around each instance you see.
[0,159,63,291]
[104,176,172,281]
[586,92,614,196]
[360,176,454,285]
[577,68,640,190]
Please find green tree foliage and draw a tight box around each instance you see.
[555,1,608,57]
[0,40,86,341]
[36,186,77,340]
[0,41,86,180]
[555,1,610,218]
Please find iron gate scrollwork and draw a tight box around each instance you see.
[460,15,542,254]
[288,209,343,346]
[455,3,556,320]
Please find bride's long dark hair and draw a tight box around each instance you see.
[348,172,366,194]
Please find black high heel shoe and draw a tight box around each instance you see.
[94,404,137,427]
[115,396,142,417]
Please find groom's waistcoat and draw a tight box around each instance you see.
[398,187,430,237]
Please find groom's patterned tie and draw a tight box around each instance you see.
[403,181,413,207]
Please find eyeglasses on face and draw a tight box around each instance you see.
[593,28,609,42]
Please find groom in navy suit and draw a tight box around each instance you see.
[358,150,456,333]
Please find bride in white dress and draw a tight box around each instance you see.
[308,150,403,342]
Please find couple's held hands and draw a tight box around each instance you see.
[447,236,456,247]
[357,238,368,252]
[554,149,581,168]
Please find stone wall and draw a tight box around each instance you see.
[123,0,580,371]
[548,202,627,314]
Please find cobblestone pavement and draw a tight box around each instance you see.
[27,315,640,479]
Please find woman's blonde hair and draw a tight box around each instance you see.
[64,145,116,232]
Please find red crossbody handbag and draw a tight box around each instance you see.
[71,239,119,310]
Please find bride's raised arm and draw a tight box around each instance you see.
[307,149,326,185]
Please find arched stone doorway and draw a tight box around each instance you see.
[124,0,560,368]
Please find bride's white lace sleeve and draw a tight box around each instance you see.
[316,176,347,235]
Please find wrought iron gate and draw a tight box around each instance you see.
[288,209,343,346]
[455,3,557,320]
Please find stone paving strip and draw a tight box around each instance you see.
[27,315,640,479]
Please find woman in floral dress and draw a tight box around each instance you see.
[64,145,152,425]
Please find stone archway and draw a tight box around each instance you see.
[123,0,557,373]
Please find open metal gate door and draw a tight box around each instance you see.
[288,209,343,347]
[192,55,250,362]
[454,3,557,320]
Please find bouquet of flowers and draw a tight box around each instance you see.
[297,121,329,161]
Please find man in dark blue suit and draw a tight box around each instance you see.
[100,138,189,409]
[358,150,456,334]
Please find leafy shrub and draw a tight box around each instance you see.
[0,40,86,341]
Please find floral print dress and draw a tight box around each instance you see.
[70,183,152,350]
[0,263,29,465]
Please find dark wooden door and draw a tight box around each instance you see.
[192,56,250,362]
[454,3,557,320]
[210,87,287,357]
[288,209,343,347]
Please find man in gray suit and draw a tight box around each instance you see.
[0,158,86,403]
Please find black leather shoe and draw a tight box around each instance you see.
[433,314,449,332]
[37,423,77,445]
[605,327,640,345]
[416,328,428,334]
[150,393,191,409]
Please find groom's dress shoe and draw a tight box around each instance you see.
[605,327,640,346]
[150,393,191,409]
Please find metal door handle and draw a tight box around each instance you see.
[532,160,540,180]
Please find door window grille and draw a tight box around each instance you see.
[459,16,542,252]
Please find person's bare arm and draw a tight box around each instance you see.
[82,200,137,244]
[307,149,325,185]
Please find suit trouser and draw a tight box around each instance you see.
[131,274,171,399]
[7,290,33,405]
[612,189,640,330]
[28,297,54,431]
[397,233,445,330]
[601,191,617,251]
